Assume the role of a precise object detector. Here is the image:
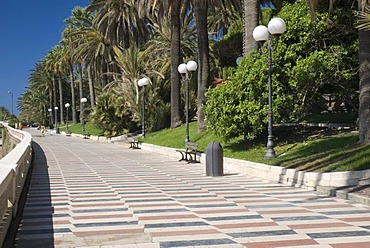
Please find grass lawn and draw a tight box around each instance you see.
[143,121,370,173]
[58,122,104,136]
[57,112,370,173]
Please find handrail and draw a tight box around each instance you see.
[0,126,33,247]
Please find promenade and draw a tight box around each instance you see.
[10,129,370,248]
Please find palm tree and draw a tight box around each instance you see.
[61,27,77,123]
[87,0,150,48]
[357,1,370,144]
[242,0,259,55]
[190,0,210,132]
[145,0,192,128]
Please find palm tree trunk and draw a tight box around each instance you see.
[69,61,77,123]
[358,2,370,144]
[49,87,53,125]
[78,63,84,125]
[170,0,182,128]
[58,72,64,124]
[192,0,209,132]
[53,74,58,125]
[243,0,259,56]
[87,65,96,108]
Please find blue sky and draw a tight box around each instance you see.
[0,0,90,116]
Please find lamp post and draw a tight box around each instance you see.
[138,77,149,137]
[54,106,60,134]
[178,60,197,143]
[80,97,87,134]
[253,17,286,159]
[65,103,71,135]
[7,91,13,115]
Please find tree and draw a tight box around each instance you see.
[191,0,210,132]
[205,0,359,142]
[358,1,370,143]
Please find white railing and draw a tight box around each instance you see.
[0,126,32,246]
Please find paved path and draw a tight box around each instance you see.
[12,129,370,248]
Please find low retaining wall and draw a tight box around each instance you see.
[140,143,369,190]
[0,126,33,247]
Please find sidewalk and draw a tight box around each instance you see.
[12,129,370,247]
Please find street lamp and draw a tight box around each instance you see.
[178,60,197,143]
[138,77,150,137]
[80,97,87,135]
[7,91,13,115]
[65,103,71,136]
[54,106,60,134]
[253,17,286,159]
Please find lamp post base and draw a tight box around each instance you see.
[264,135,276,159]
[264,148,276,159]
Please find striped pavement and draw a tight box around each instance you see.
[11,129,370,248]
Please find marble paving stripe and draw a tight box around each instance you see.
[139,214,198,221]
[171,194,217,198]
[67,185,108,189]
[71,202,125,208]
[25,202,68,207]
[69,191,114,194]
[307,230,370,239]
[185,203,237,208]
[73,228,144,237]
[73,213,132,220]
[331,241,370,248]
[320,210,370,215]
[194,208,250,214]
[288,222,353,229]
[74,220,138,228]
[128,203,181,208]
[204,214,263,221]
[303,204,352,209]
[229,229,297,238]
[145,221,209,228]
[151,229,219,237]
[70,194,118,198]
[224,195,269,199]
[241,238,318,248]
[257,209,312,215]
[120,194,167,199]
[243,204,295,209]
[277,194,322,199]
[125,198,174,203]
[19,228,71,235]
[134,208,189,214]
[72,207,128,213]
[233,199,284,204]
[339,217,370,222]
[22,213,70,219]
[117,191,162,195]
[288,199,337,204]
[178,199,228,204]
[70,198,121,202]
[159,238,236,248]
[27,194,69,198]
[214,221,278,229]
[20,220,70,226]
[271,215,330,222]
[161,188,203,191]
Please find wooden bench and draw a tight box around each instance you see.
[176,142,200,163]
[129,138,141,149]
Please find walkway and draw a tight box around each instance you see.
[11,129,370,248]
